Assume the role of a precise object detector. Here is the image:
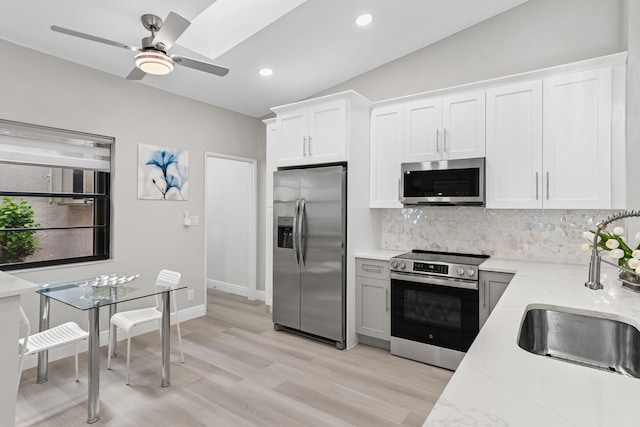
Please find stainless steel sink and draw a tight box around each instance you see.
[517,306,640,378]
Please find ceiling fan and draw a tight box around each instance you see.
[51,12,229,80]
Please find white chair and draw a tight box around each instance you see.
[17,306,30,392]
[17,306,89,389]
[107,270,184,385]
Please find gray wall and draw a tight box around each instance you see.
[0,38,265,326]
[316,0,627,101]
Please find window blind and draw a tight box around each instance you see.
[0,119,112,172]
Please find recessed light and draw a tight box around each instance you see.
[259,68,273,77]
[355,13,373,27]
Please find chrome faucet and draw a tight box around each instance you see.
[585,209,640,290]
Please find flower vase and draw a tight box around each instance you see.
[619,270,640,292]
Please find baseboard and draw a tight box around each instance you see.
[206,279,265,301]
[20,303,206,371]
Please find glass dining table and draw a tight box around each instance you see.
[35,273,186,424]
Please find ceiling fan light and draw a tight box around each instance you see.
[134,51,174,75]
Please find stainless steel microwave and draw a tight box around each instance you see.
[400,158,485,206]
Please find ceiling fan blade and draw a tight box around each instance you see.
[126,67,146,81]
[171,55,229,77]
[152,12,190,51]
[51,25,140,52]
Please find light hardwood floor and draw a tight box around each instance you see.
[16,289,452,426]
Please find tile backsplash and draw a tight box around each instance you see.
[381,208,618,264]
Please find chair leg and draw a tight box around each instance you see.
[74,343,79,382]
[176,320,184,363]
[107,329,113,370]
[126,336,131,385]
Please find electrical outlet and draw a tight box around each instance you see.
[187,289,194,301]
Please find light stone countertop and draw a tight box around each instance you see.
[0,270,37,298]
[424,258,640,427]
[354,249,409,261]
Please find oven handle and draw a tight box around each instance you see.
[390,272,478,290]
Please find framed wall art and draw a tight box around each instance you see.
[138,143,189,200]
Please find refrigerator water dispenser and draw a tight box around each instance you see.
[277,216,294,249]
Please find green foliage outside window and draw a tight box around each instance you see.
[0,196,39,264]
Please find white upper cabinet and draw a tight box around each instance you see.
[370,104,403,208]
[403,97,441,162]
[542,67,612,209]
[486,66,613,209]
[275,98,347,167]
[486,81,543,208]
[403,90,485,162]
[442,91,486,160]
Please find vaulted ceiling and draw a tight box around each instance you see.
[0,0,528,117]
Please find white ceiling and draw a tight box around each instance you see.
[0,0,528,118]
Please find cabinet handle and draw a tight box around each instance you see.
[308,136,312,157]
[483,280,488,309]
[386,289,389,313]
[546,171,550,200]
[535,172,539,200]
[303,136,307,157]
[436,129,440,152]
[443,128,448,152]
[362,265,383,273]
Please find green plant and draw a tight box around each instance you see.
[0,196,39,263]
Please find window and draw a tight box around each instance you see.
[0,119,112,270]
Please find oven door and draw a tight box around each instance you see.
[390,273,479,353]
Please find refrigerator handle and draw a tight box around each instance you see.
[292,199,300,266]
[298,199,306,266]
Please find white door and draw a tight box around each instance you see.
[403,97,442,162]
[205,154,257,299]
[278,110,307,166]
[442,90,486,159]
[307,99,347,163]
[542,68,612,208]
[370,104,403,208]
[486,80,543,208]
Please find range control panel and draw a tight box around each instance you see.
[413,262,448,275]
[390,259,479,280]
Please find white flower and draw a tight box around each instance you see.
[581,243,592,252]
[605,239,619,249]
[613,226,625,236]
[633,250,640,259]
[629,258,640,270]
[610,249,625,259]
[582,231,592,240]
[636,266,640,275]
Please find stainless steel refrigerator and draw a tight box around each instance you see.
[273,164,346,349]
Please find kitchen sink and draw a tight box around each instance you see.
[517,305,640,378]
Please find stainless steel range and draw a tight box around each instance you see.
[389,250,489,370]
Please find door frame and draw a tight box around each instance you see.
[204,152,258,300]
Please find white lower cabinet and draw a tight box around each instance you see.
[355,258,391,341]
[479,270,515,328]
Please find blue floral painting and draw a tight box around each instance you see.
[138,143,189,200]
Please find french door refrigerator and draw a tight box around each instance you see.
[273,163,346,349]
